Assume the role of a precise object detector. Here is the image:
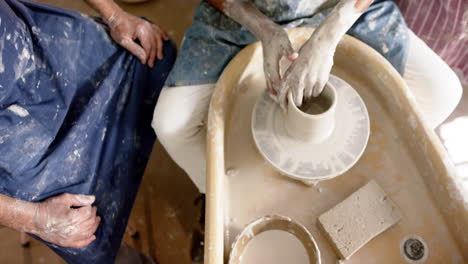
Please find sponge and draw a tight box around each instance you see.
[318,180,401,259]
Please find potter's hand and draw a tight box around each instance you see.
[31,194,100,248]
[106,9,168,67]
[260,26,298,97]
[278,0,373,108]
[278,40,334,108]
[217,1,297,97]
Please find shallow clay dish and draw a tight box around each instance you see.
[228,215,321,264]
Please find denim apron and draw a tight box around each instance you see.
[0,0,175,262]
[166,0,409,87]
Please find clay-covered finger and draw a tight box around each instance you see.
[70,206,91,220]
[282,37,297,61]
[71,206,96,224]
[67,236,97,249]
[120,38,147,64]
[278,89,290,110]
[155,24,169,41]
[81,214,99,231]
[277,83,289,110]
[294,86,304,107]
[287,52,299,61]
[305,87,313,99]
[288,73,305,107]
[155,34,163,60]
[147,34,157,68]
[74,216,100,240]
[136,25,153,62]
[69,194,95,207]
[89,216,101,236]
[268,92,279,104]
[313,79,327,97]
[264,47,282,82]
[304,75,314,99]
[266,79,277,96]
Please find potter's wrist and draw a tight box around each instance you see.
[257,24,286,43]
[21,201,38,234]
[303,38,335,57]
[308,23,343,50]
[9,200,38,233]
[101,2,124,25]
[83,0,123,24]
[226,1,279,41]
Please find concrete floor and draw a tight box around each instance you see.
[0,0,466,263]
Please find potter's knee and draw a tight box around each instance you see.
[151,94,190,142]
[445,71,463,108]
[152,101,176,142]
[418,70,462,128]
[428,68,462,113]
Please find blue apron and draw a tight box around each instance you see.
[0,0,175,262]
[166,0,409,87]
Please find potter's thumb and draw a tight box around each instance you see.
[287,52,298,61]
[284,44,298,61]
[70,194,96,207]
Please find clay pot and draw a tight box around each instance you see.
[285,83,337,143]
[228,215,321,264]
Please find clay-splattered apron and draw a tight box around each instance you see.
[0,0,175,262]
[166,0,409,87]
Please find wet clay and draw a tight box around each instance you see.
[299,93,333,115]
[240,230,309,264]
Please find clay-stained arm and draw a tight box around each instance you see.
[279,0,374,107]
[309,0,373,51]
[0,194,36,233]
[0,193,100,248]
[83,0,120,20]
[208,0,298,96]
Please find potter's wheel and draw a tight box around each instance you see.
[251,75,370,182]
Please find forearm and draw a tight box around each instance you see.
[307,0,373,48]
[0,194,36,233]
[83,0,122,21]
[208,0,280,41]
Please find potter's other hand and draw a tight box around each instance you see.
[260,26,298,99]
[31,193,100,248]
[106,9,169,67]
[278,40,334,108]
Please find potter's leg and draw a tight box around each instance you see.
[150,4,251,193]
[347,0,409,74]
[347,1,462,128]
[403,30,463,128]
[152,84,215,193]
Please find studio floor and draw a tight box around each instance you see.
[0,0,466,263]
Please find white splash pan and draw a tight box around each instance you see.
[205,28,468,264]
